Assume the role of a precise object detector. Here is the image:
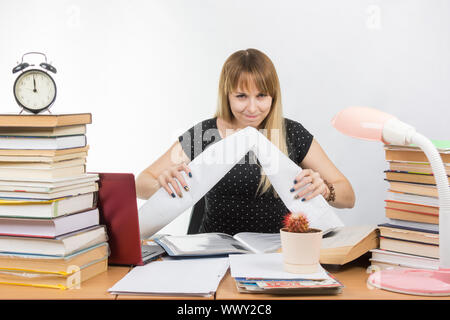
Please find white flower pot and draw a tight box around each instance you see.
[280,228,323,274]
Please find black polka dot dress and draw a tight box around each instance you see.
[178,117,313,235]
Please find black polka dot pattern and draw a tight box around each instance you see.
[178,117,313,235]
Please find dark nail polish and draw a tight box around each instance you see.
[171,193,176,198]
[188,172,192,178]
[294,194,299,199]
[290,188,295,192]
[293,180,297,184]
[301,198,306,202]
[184,186,190,191]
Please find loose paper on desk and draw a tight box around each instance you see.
[138,126,344,238]
[108,257,229,296]
[229,253,329,280]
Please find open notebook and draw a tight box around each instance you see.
[155,232,281,257]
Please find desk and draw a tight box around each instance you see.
[1,261,450,300]
[0,266,130,300]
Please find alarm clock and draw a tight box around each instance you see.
[12,52,57,114]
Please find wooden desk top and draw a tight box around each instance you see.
[216,260,450,300]
[2,259,450,300]
[0,266,130,300]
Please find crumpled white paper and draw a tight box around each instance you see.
[138,126,344,238]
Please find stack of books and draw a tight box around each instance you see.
[369,140,450,271]
[0,113,108,289]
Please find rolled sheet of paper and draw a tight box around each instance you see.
[138,126,344,239]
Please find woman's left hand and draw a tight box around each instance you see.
[290,169,329,201]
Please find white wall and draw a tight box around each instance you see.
[1,0,449,235]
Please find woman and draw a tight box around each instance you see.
[136,48,355,235]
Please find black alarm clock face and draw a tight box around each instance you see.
[13,69,57,114]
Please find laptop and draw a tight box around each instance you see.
[95,172,165,266]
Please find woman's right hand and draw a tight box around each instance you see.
[157,163,192,198]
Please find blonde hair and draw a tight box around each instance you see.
[214,48,288,198]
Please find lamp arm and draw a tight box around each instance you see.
[411,132,450,269]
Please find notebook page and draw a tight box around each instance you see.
[233,232,281,254]
[108,257,229,296]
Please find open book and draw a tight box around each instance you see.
[320,225,379,265]
[155,232,281,257]
[155,225,378,263]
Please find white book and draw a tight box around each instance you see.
[0,173,99,186]
[0,165,85,180]
[0,192,96,218]
[370,249,439,270]
[0,182,98,199]
[108,257,229,296]
[0,180,98,193]
[0,208,99,238]
[0,225,107,256]
[386,191,439,207]
[0,135,86,150]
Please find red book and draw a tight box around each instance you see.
[96,172,144,266]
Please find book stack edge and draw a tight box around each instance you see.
[369,140,449,271]
[0,113,108,289]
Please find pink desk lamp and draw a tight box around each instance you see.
[332,106,450,296]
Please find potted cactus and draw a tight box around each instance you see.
[280,212,323,274]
